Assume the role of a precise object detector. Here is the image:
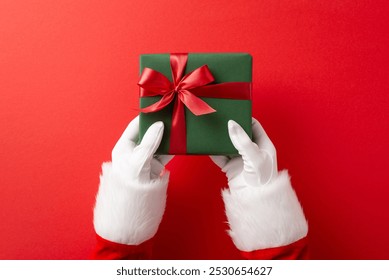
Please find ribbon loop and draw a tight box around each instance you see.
[178,65,215,90]
[170,53,188,86]
[138,68,173,95]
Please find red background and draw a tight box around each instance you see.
[1,0,388,259]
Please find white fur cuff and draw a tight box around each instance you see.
[222,170,308,252]
[93,162,169,245]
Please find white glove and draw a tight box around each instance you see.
[211,118,308,251]
[111,116,173,183]
[94,116,173,245]
[211,119,277,189]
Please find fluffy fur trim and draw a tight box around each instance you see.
[222,170,308,252]
[93,162,169,245]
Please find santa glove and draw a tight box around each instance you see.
[211,118,308,251]
[94,116,173,245]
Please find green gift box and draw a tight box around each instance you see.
[138,53,252,155]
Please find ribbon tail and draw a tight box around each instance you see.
[169,97,187,154]
[140,91,175,113]
[179,90,216,116]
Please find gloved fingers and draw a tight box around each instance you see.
[150,159,166,180]
[255,149,275,185]
[228,120,265,186]
[228,120,261,167]
[252,118,276,155]
[132,121,164,178]
[209,155,230,169]
[252,118,278,180]
[222,157,244,181]
[112,116,139,161]
[154,154,175,166]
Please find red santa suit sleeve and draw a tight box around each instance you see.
[240,236,308,260]
[91,161,308,260]
[90,234,154,260]
[90,234,308,260]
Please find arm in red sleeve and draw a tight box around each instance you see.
[240,236,309,260]
[90,234,154,260]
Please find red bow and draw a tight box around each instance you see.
[138,53,217,116]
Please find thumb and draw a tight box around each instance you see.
[228,120,265,187]
[228,120,259,168]
[131,121,164,179]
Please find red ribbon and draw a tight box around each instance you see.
[138,53,251,154]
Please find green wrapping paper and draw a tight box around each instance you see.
[138,53,252,155]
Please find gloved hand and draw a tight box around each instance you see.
[94,116,173,245]
[211,118,308,252]
[211,119,277,189]
[111,116,173,184]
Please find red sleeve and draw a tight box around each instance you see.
[89,234,154,260]
[240,237,309,260]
